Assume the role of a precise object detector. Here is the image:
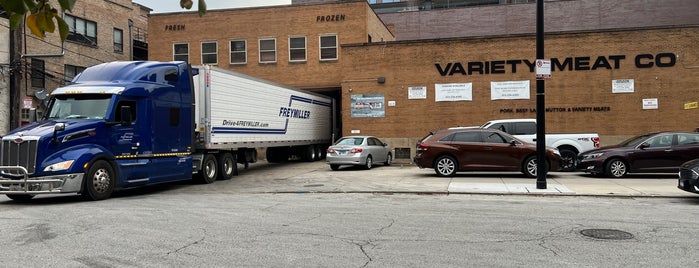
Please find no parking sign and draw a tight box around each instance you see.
[535,59,551,78]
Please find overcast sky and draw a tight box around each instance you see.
[132,0,291,13]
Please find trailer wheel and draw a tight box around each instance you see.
[217,153,236,180]
[6,194,35,202]
[196,154,218,184]
[303,145,316,162]
[314,145,323,161]
[82,160,115,201]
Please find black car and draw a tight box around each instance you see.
[577,131,699,178]
[678,159,699,194]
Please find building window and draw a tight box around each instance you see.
[289,36,306,62]
[113,28,123,53]
[64,14,97,46]
[259,38,276,63]
[64,64,86,83]
[320,35,338,61]
[31,59,45,88]
[201,41,218,65]
[173,43,189,62]
[230,40,246,64]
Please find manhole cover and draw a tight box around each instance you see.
[580,229,634,240]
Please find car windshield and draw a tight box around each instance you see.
[47,94,111,120]
[619,133,655,147]
[335,137,364,146]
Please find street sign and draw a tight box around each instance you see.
[535,59,551,78]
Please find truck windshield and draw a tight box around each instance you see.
[47,94,111,120]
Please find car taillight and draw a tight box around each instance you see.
[416,142,429,151]
[592,137,600,148]
[350,148,363,153]
[327,148,335,153]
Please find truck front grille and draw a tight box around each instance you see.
[1,138,39,175]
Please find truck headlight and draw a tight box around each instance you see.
[44,160,75,172]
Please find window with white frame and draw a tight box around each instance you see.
[173,43,189,62]
[201,41,218,65]
[289,36,306,62]
[320,35,338,61]
[259,38,276,63]
[230,40,246,64]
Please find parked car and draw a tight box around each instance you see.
[326,136,392,170]
[480,118,600,172]
[678,158,699,194]
[577,131,699,178]
[413,128,561,177]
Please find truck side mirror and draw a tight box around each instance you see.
[120,106,133,126]
[52,123,66,143]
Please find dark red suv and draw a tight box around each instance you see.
[413,128,561,177]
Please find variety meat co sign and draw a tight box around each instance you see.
[436,53,676,76]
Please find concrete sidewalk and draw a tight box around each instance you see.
[223,161,697,198]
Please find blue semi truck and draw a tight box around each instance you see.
[0,61,335,201]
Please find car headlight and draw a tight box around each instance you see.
[43,160,75,172]
[582,152,604,160]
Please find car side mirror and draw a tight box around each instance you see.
[510,140,517,146]
[639,142,650,149]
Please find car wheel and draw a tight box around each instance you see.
[196,154,218,184]
[558,148,577,172]
[605,159,627,178]
[330,164,340,171]
[384,153,392,166]
[6,194,35,202]
[365,156,373,170]
[434,155,457,177]
[82,160,116,201]
[523,156,538,178]
[217,153,236,180]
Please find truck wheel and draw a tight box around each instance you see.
[196,154,218,184]
[303,145,316,162]
[605,159,627,178]
[314,145,323,161]
[6,194,35,202]
[558,148,577,172]
[434,155,457,177]
[82,160,115,201]
[217,153,236,180]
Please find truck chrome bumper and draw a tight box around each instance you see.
[0,166,84,194]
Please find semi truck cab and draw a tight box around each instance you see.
[0,61,195,201]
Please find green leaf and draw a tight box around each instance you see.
[9,13,24,29]
[0,0,28,14]
[57,0,76,12]
[56,16,70,41]
[198,0,207,16]
[38,11,56,33]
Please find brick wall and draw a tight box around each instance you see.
[340,27,699,150]
[148,1,393,89]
